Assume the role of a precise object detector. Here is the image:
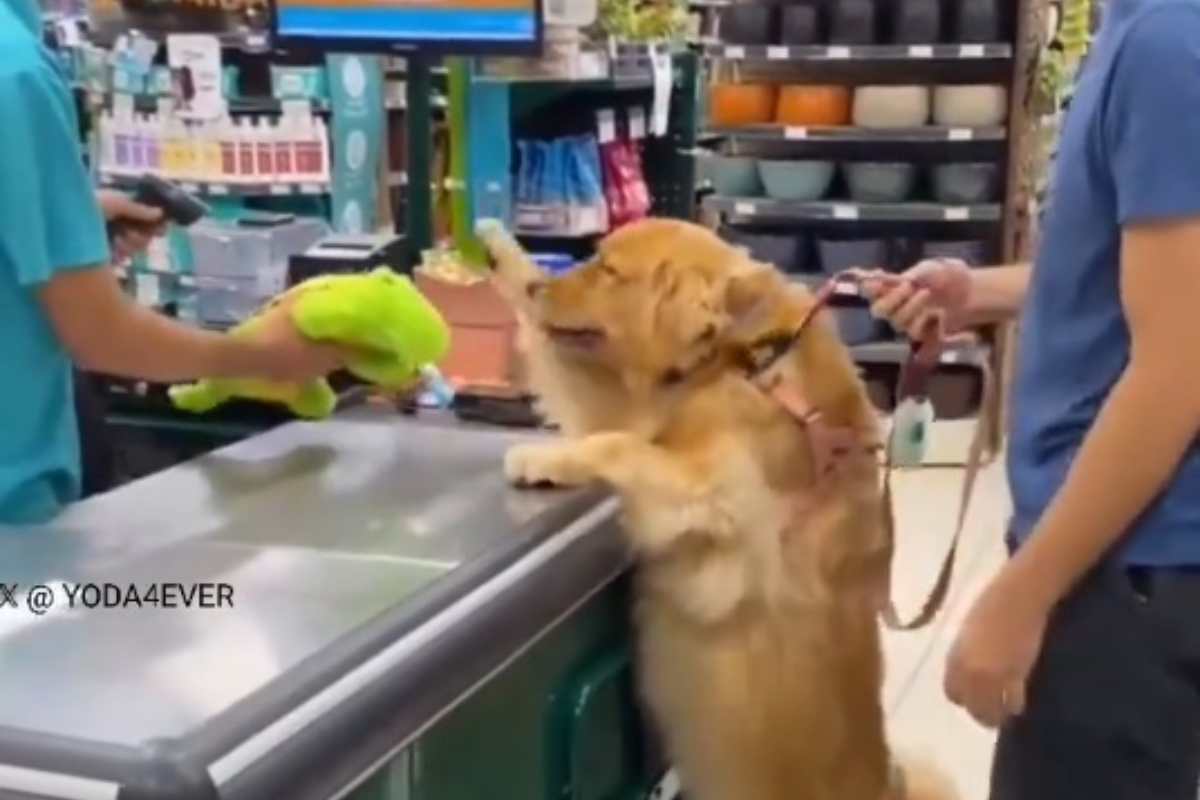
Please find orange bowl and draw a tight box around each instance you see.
[709,83,778,127]
[775,85,852,126]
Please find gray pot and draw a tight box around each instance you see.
[830,0,877,44]
[781,4,821,44]
[758,159,836,202]
[721,226,809,272]
[844,162,918,203]
[892,0,940,43]
[709,155,764,196]
[719,4,775,44]
[921,239,988,265]
[818,237,889,275]
[932,162,998,204]
[954,0,1001,43]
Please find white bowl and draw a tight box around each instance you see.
[852,86,931,128]
[932,84,1009,127]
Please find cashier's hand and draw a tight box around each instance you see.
[96,190,167,264]
[858,258,972,341]
[246,296,348,383]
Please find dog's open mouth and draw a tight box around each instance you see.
[545,325,606,349]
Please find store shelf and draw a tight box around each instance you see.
[100,173,330,198]
[702,42,1013,62]
[87,90,426,114]
[703,195,1003,222]
[850,339,991,369]
[702,125,1007,144]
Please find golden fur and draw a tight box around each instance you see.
[478,219,958,800]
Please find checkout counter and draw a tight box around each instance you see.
[0,409,663,800]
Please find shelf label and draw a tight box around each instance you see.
[832,204,860,220]
[960,44,986,58]
[784,126,808,140]
[766,46,789,61]
[733,201,756,216]
[724,46,746,59]
[269,184,291,196]
[948,128,974,141]
[944,207,970,221]
[209,184,230,196]
[826,46,851,59]
[300,183,323,195]
[907,45,934,58]
[181,182,200,194]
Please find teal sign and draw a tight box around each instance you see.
[326,54,385,234]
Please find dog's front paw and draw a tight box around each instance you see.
[504,442,592,488]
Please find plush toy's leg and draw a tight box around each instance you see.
[290,380,339,419]
[168,381,232,414]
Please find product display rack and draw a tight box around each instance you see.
[696,0,1046,450]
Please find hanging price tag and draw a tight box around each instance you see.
[650,50,672,137]
[629,107,647,140]
[596,109,617,144]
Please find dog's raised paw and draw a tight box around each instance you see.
[504,442,589,488]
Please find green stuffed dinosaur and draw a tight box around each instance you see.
[169,267,451,419]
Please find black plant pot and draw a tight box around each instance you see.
[953,0,1000,42]
[892,0,941,43]
[719,3,776,45]
[780,3,821,45]
[829,0,877,44]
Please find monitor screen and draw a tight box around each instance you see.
[271,0,543,54]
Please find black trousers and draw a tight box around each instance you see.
[990,552,1200,800]
[72,370,116,498]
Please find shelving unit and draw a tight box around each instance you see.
[696,0,1044,440]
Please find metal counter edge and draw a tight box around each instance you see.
[0,489,624,800]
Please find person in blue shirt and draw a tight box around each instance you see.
[0,0,344,525]
[865,1,1200,796]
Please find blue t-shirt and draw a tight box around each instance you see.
[0,0,110,525]
[1009,0,1200,565]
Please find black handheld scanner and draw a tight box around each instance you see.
[107,174,209,241]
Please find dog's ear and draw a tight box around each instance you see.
[722,262,786,340]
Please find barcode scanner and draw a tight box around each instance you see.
[106,174,209,241]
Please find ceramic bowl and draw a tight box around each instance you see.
[852,85,931,128]
[843,162,918,203]
[830,0,878,44]
[932,84,1008,127]
[721,226,809,272]
[776,85,852,126]
[921,239,989,265]
[931,162,999,203]
[818,237,890,274]
[891,0,941,43]
[758,159,836,201]
[708,155,764,196]
[710,83,778,126]
[954,0,1002,42]
[719,4,775,45]
[780,4,821,44]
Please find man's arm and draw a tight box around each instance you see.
[40,267,342,383]
[996,221,1200,610]
[962,263,1031,325]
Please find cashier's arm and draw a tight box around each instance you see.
[38,267,344,384]
[999,217,1200,611]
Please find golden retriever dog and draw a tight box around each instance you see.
[477,218,958,800]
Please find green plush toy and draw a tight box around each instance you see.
[169,267,451,419]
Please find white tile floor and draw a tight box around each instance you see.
[881,419,1011,800]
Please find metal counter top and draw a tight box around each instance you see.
[0,409,623,800]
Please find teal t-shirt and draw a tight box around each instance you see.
[0,0,110,524]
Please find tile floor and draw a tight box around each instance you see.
[881,419,1010,799]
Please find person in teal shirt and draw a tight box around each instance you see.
[0,0,345,525]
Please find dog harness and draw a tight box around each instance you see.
[743,270,994,632]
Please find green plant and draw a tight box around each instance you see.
[596,0,688,42]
